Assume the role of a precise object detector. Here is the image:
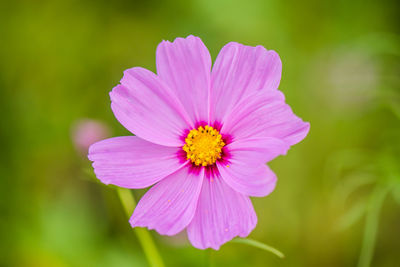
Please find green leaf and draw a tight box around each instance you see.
[392,184,400,205]
[336,200,367,231]
[332,173,376,206]
[358,185,390,267]
[232,238,284,258]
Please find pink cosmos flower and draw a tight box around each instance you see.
[88,35,309,250]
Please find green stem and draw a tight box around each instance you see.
[357,185,389,267]
[232,238,285,258]
[117,188,165,267]
[207,249,214,267]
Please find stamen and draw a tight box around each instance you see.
[183,125,225,166]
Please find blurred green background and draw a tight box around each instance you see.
[1,0,399,266]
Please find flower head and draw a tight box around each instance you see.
[88,36,309,249]
[72,119,110,154]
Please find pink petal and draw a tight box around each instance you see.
[210,42,282,123]
[110,67,193,147]
[187,175,257,250]
[156,35,211,123]
[88,136,185,188]
[226,137,290,164]
[217,163,277,197]
[215,137,287,197]
[221,90,310,146]
[130,166,204,236]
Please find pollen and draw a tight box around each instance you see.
[182,125,225,166]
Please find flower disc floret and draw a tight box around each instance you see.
[183,125,225,166]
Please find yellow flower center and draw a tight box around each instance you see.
[183,125,225,166]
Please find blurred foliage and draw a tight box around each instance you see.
[0,0,399,266]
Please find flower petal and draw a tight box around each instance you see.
[221,90,310,146]
[111,67,193,147]
[187,174,257,250]
[226,137,290,164]
[130,166,204,236]
[210,42,282,123]
[217,162,277,197]
[156,35,211,123]
[214,137,287,197]
[88,136,186,189]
